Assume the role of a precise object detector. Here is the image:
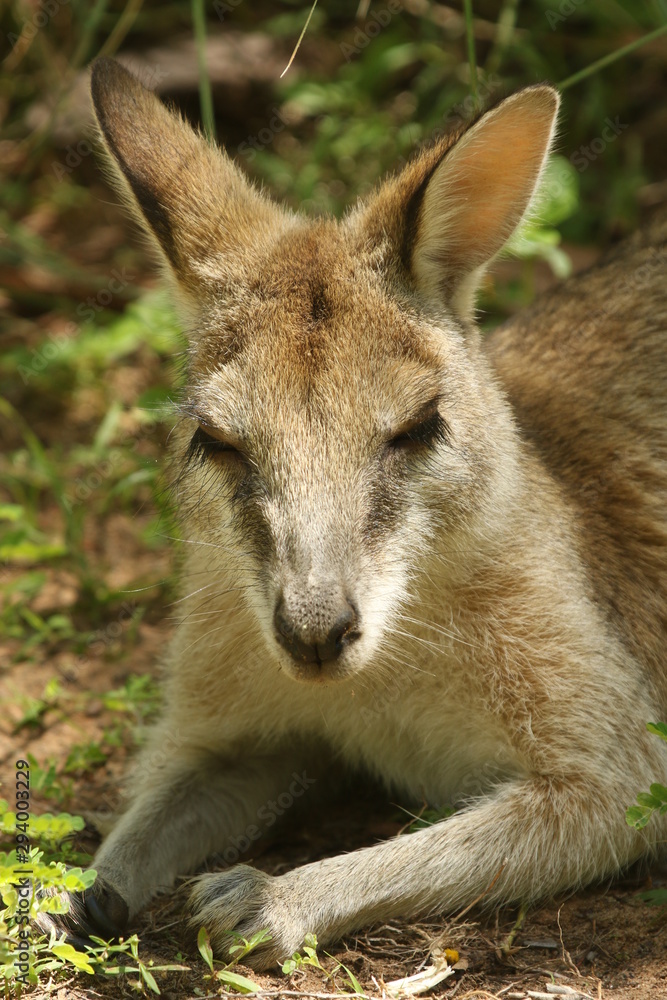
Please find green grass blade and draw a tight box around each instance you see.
[462,0,479,110]
[559,24,667,91]
[281,0,319,78]
[192,0,216,141]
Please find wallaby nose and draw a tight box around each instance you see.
[274,598,360,665]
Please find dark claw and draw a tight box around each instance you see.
[84,882,129,936]
[35,879,129,948]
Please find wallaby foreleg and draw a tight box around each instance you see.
[189,768,655,968]
[64,742,316,936]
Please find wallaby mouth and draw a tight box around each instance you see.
[272,591,362,680]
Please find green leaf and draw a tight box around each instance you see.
[536,156,580,227]
[247,928,273,949]
[647,722,667,742]
[649,783,667,803]
[80,868,97,889]
[626,804,652,829]
[636,792,661,809]
[197,926,214,972]
[638,888,667,907]
[340,961,364,995]
[140,963,160,993]
[51,942,96,974]
[0,504,23,521]
[217,969,263,993]
[282,958,298,975]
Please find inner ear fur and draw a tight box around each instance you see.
[90,57,287,291]
[354,85,560,321]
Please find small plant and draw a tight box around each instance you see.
[328,955,365,996]
[281,933,365,995]
[197,925,265,993]
[281,931,325,975]
[24,754,74,808]
[64,739,108,774]
[626,723,667,830]
[626,722,667,907]
[73,932,188,993]
[12,679,63,731]
[405,805,455,833]
[226,927,274,965]
[1,798,186,994]
[103,672,161,722]
[0,800,97,991]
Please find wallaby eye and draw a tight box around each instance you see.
[187,425,243,465]
[387,410,449,453]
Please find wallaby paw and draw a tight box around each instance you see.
[35,879,129,946]
[188,865,306,969]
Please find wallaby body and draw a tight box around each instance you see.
[66,60,667,966]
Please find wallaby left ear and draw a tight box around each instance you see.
[356,85,559,321]
[412,86,559,317]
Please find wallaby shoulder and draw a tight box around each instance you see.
[486,209,667,706]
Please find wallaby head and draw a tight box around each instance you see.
[91,59,558,683]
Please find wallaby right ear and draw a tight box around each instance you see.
[354,85,559,322]
[90,58,286,292]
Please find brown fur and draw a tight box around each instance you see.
[64,58,667,967]
[488,218,667,707]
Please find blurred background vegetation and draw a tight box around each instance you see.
[0,0,666,776]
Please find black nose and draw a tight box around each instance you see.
[274,599,360,665]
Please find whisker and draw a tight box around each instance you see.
[398,613,475,648]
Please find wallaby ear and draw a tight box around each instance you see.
[356,85,559,321]
[90,58,286,292]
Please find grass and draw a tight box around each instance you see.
[1,0,666,994]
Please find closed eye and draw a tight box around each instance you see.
[187,425,243,465]
[388,410,450,452]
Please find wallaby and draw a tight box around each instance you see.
[57,58,667,967]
